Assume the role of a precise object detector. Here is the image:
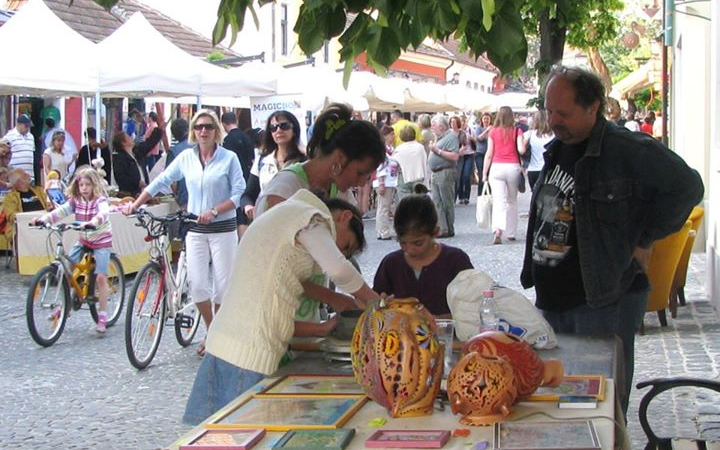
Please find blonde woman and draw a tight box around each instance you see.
[126,109,246,354]
[523,110,555,190]
[482,106,524,244]
[43,131,70,183]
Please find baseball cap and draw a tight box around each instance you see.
[17,115,32,126]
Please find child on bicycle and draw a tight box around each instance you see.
[32,167,113,334]
[183,189,381,425]
[372,194,474,318]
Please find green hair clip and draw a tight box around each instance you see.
[324,119,347,140]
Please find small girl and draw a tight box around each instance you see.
[33,167,113,333]
[373,194,473,317]
[373,126,399,240]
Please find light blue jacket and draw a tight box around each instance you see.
[146,145,245,222]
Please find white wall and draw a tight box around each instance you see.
[708,0,720,316]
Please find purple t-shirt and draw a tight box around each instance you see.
[373,245,473,315]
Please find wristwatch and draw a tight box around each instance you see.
[210,207,219,218]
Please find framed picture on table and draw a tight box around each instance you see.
[208,395,367,431]
[258,374,364,396]
[364,430,451,448]
[528,375,606,401]
[179,427,265,450]
[493,420,601,450]
[272,428,356,450]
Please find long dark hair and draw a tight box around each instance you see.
[262,111,305,163]
[307,103,385,168]
[324,197,366,253]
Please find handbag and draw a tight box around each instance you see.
[476,182,492,229]
[515,128,528,193]
[518,169,527,194]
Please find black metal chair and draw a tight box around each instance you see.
[637,377,720,450]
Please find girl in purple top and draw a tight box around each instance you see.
[372,194,473,317]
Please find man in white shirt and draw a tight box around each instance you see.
[3,115,36,183]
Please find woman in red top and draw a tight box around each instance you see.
[482,106,525,244]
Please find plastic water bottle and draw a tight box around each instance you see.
[479,290,499,333]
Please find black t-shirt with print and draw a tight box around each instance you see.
[20,190,44,212]
[531,141,587,311]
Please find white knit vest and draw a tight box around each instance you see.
[205,189,335,375]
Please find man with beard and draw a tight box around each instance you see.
[520,66,703,416]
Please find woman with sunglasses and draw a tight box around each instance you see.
[254,103,386,217]
[239,111,306,222]
[42,131,71,183]
[125,109,245,355]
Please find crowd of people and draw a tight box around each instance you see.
[0,65,704,428]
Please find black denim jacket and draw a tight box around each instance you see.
[521,118,704,308]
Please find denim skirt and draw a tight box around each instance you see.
[183,352,264,425]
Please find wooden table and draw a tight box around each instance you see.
[169,335,628,449]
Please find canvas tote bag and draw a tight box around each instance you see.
[476,182,492,229]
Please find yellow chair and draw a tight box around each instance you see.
[669,206,704,318]
[644,220,692,328]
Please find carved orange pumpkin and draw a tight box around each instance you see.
[447,352,518,425]
[462,331,563,399]
[350,298,443,417]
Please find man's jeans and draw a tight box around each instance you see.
[541,288,648,415]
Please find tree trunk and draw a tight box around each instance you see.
[587,48,612,94]
[538,9,567,86]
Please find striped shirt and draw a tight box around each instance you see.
[4,128,36,182]
[41,196,113,249]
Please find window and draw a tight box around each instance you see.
[281,4,288,56]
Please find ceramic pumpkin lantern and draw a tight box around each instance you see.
[447,352,518,425]
[351,298,443,417]
[462,331,563,398]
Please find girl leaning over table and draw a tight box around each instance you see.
[182,189,381,425]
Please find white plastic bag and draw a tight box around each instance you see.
[446,269,558,349]
[476,182,492,229]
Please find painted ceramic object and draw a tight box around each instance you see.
[447,352,518,425]
[462,331,563,398]
[351,298,443,417]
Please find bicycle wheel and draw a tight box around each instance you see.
[125,262,166,370]
[87,254,125,326]
[174,286,200,347]
[26,264,70,347]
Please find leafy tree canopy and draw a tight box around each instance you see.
[90,0,623,86]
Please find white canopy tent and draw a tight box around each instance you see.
[97,12,223,97]
[0,0,98,96]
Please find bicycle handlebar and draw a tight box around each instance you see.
[29,222,96,232]
[131,207,198,239]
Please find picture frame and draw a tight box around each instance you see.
[258,374,365,396]
[364,430,451,448]
[179,428,265,450]
[272,428,356,450]
[209,395,367,431]
[528,375,606,401]
[493,420,601,450]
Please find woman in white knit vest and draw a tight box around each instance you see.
[183,189,381,425]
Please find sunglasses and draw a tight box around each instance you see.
[269,122,293,133]
[193,123,216,131]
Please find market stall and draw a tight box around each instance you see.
[169,335,626,450]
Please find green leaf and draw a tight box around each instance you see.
[481,0,496,31]
[212,15,227,46]
[342,57,355,89]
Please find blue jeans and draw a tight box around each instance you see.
[456,155,474,201]
[541,288,648,415]
[474,152,486,196]
[183,353,264,425]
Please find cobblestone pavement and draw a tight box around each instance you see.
[1,189,718,449]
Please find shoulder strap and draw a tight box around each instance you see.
[283,162,339,198]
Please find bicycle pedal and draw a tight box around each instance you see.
[175,314,195,329]
[85,295,99,304]
[72,297,82,310]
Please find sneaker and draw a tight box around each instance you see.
[96,317,107,334]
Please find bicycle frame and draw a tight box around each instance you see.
[45,228,93,301]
